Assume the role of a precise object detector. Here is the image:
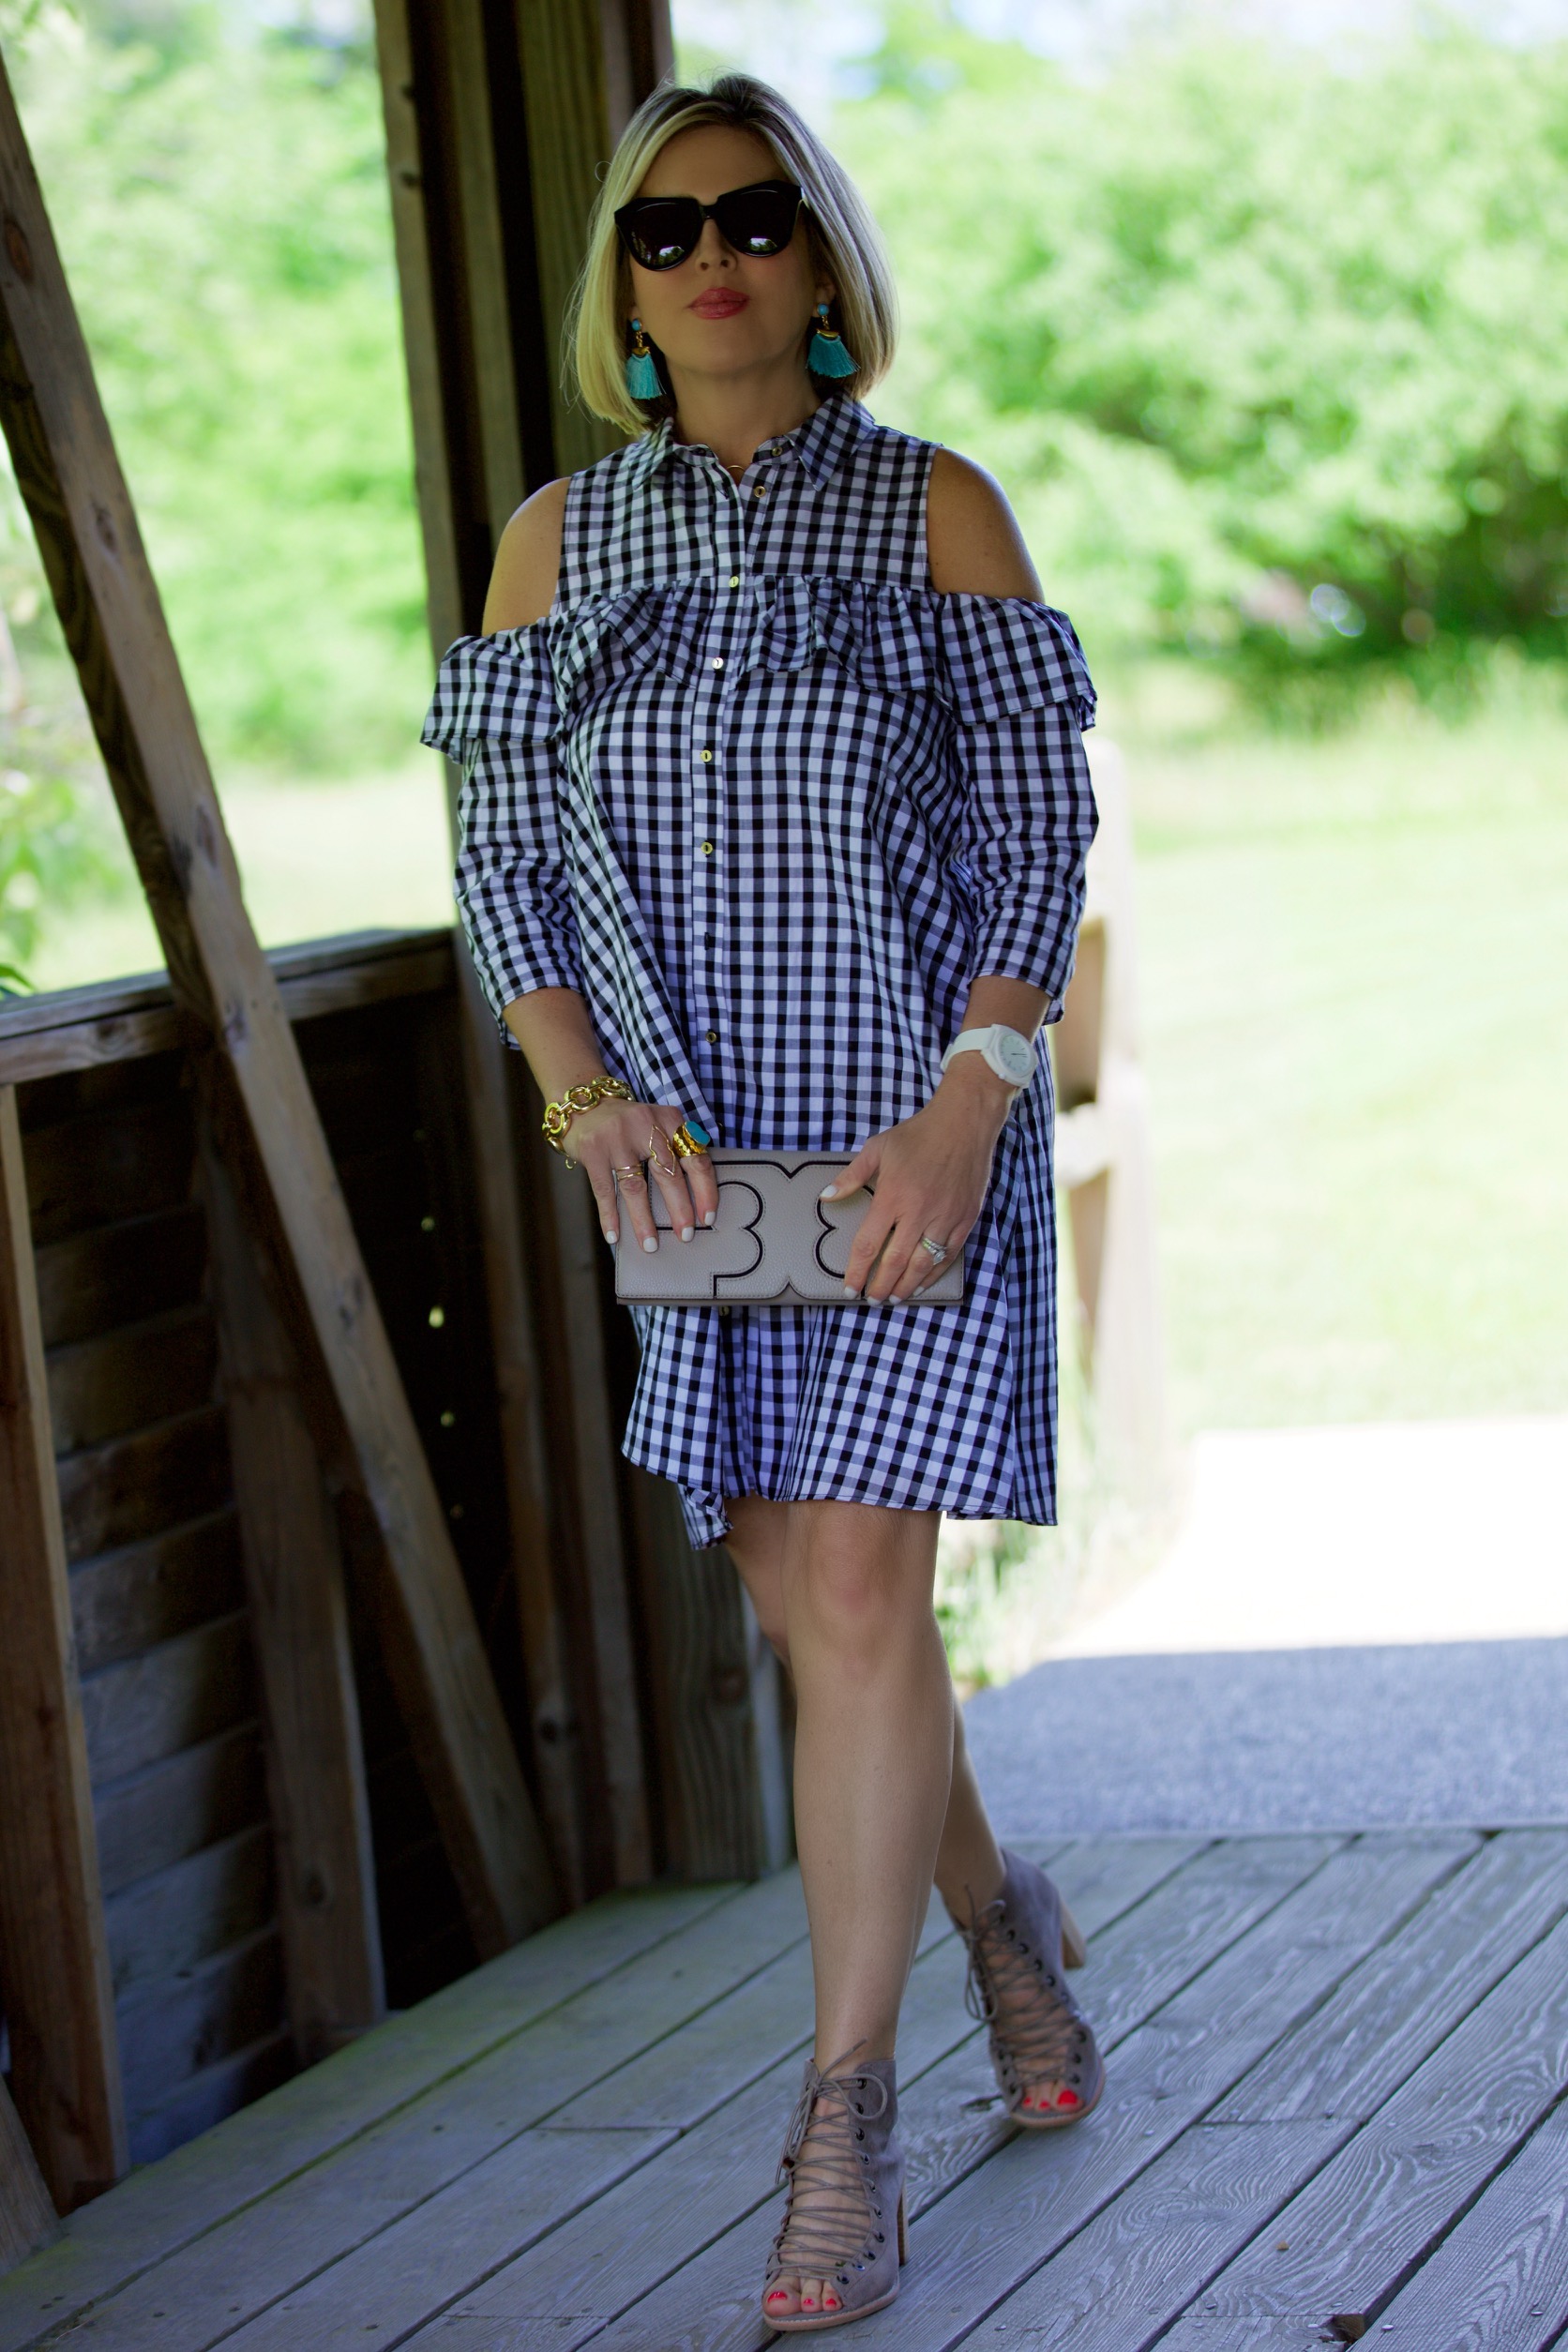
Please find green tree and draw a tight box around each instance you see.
[11,0,429,770]
[839,9,1568,705]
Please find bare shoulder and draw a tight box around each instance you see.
[482,477,570,632]
[926,447,1043,600]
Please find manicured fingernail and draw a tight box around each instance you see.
[703,1208,716,1226]
[680,1225,694,1243]
[603,1228,617,1245]
[642,1236,658,1254]
[843,1285,858,1299]
[820,1184,837,1199]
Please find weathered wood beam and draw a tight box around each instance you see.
[376,0,793,1893]
[196,1078,387,2060]
[598,0,674,149]
[0,2077,55,2275]
[372,0,592,1900]
[0,47,555,1952]
[370,0,669,1899]
[627,1478,792,1881]
[539,1147,654,1887]
[0,1086,127,2211]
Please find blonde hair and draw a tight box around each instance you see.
[569,73,897,437]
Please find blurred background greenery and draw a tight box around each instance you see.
[3,0,1564,1667]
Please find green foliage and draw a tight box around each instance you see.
[0,477,125,983]
[838,10,1568,708]
[10,0,428,770]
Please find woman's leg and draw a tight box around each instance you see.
[728,1495,951,2317]
[783,1499,953,2068]
[726,1499,1082,2216]
[727,1497,1004,1925]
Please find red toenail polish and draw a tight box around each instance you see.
[1059,2089,1079,2107]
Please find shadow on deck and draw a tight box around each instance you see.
[4,1829,1566,2350]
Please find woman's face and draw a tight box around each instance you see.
[626,125,831,395]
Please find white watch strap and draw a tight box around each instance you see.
[941,1029,993,1071]
[941,1025,1037,1083]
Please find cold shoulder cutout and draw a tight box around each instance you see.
[421,398,1099,1553]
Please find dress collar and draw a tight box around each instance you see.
[630,395,876,490]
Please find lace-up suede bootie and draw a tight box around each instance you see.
[762,2049,907,2332]
[957,1848,1106,2129]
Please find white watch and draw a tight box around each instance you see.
[941,1023,1038,1089]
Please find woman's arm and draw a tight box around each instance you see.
[835,456,1080,1303]
[483,478,570,632]
[928,447,1055,1069]
[473,482,717,1246]
[504,989,719,1251]
[927,448,1042,599]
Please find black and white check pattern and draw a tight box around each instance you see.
[423,397,1097,1549]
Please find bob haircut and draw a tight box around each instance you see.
[570,72,897,438]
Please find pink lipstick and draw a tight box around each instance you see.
[690,288,748,319]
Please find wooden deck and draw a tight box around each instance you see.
[3,1828,1566,2351]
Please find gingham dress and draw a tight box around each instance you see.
[422,397,1097,1551]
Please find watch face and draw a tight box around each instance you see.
[994,1030,1035,1082]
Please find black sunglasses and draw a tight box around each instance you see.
[614,178,805,272]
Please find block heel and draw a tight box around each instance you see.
[957,1849,1107,2130]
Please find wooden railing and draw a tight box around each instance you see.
[0,929,788,2205]
[1054,740,1169,1500]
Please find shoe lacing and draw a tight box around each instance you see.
[766,2044,890,2295]
[958,1892,1085,2095]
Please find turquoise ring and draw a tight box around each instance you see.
[670,1119,712,1160]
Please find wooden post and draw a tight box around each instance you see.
[540,1154,655,1888]
[0,2077,55,2274]
[0,49,555,1952]
[370,0,677,1895]
[628,1478,792,1880]
[196,1083,386,2060]
[0,1086,127,2211]
[1053,740,1168,1500]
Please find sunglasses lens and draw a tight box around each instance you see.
[714,185,801,256]
[617,200,701,270]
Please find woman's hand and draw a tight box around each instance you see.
[831,1061,1016,1303]
[568,1096,720,1252]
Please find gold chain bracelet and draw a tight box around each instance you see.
[541,1074,632,1163]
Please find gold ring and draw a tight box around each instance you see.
[612,1163,645,1186]
[645,1128,678,1182]
[670,1119,713,1158]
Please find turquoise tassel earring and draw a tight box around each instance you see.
[626,318,661,400]
[807,302,856,379]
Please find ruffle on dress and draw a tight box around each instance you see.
[419,581,1095,759]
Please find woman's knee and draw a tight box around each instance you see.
[786,1502,939,1655]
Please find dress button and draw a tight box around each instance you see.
[705,1028,719,1044]
[712,656,724,670]
[752,484,766,499]
[729,574,741,587]
[700,748,714,762]
[700,840,715,855]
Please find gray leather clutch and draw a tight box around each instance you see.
[613,1149,966,1307]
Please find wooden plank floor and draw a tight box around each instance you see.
[4,1829,1566,2351]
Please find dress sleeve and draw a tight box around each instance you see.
[939,598,1099,1021]
[420,631,582,1028]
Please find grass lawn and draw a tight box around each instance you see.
[1110,669,1568,1434]
[27,758,454,994]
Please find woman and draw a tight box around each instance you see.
[423,72,1103,2334]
